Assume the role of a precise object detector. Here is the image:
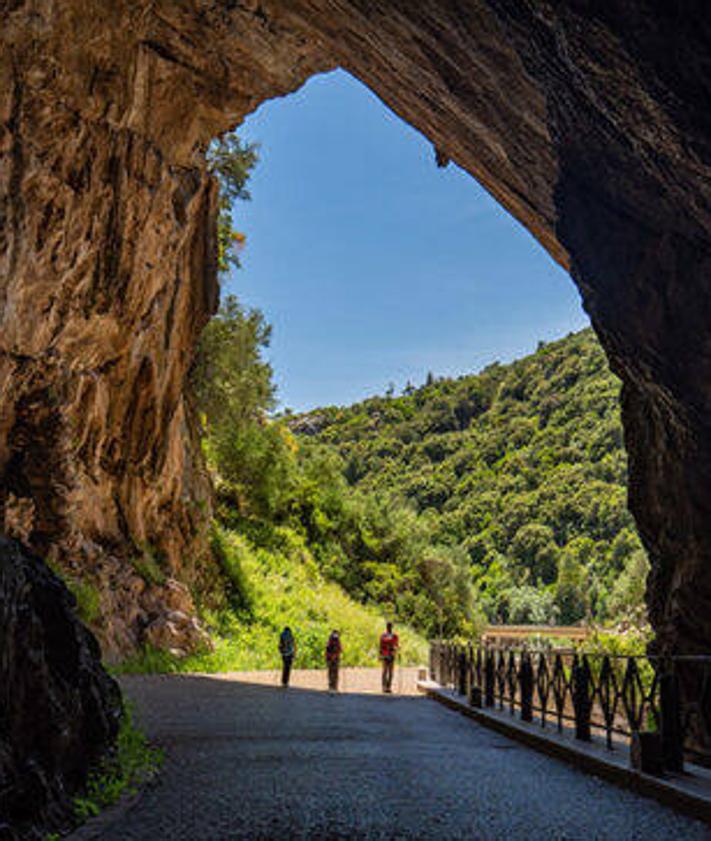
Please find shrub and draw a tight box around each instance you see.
[66,577,102,625]
[210,526,254,614]
[130,546,166,587]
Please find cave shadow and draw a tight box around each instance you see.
[117,670,430,750]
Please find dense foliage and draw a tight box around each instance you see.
[194,304,648,641]
[292,329,649,628]
[120,526,427,672]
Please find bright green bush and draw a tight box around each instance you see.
[120,526,428,674]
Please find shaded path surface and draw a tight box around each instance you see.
[79,670,711,840]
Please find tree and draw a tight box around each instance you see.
[190,295,292,516]
[191,295,274,434]
[505,585,559,625]
[207,132,259,272]
[607,550,650,622]
[510,523,558,584]
[212,421,295,518]
[555,545,587,624]
[416,544,473,637]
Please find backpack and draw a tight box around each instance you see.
[279,630,294,656]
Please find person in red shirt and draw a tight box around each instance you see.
[379,622,399,693]
[325,630,342,692]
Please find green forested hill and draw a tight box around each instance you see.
[291,328,649,628]
[189,291,649,647]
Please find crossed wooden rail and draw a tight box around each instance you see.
[430,642,711,772]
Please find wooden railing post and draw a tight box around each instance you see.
[470,646,483,707]
[660,668,684,772]
[520,651,534,722]
[485,648,495,707]
[458,648,468,696]
[572,654,592,742]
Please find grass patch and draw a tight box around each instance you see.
[44,562,102,626]
[66,577,102,626]
[130,545,166,587]
[72,704,162,823]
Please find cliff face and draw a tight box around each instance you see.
[0,113,217,654]
[2,2,711,663]
[0,1,331,655]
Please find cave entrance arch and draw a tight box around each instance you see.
[232,68,588,412]
[3,2,711,663]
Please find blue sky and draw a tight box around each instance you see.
[225,69,588,412]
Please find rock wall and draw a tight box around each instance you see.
[2,1,711,664]
[0,111,217,654]
[0,538,122,840]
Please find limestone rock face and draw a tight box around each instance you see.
[143,609,213,658]
[0,538,122,840]
[141,579,214,656]
[1,0,711,715]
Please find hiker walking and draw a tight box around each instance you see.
[279,626,296,687]
[325,630,342,692]
[379,622,399,693]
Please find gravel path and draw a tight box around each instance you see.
[74,669,711,840]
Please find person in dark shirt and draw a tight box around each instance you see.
[278,626,296,687]
[379,622,399,693]
[325,630,342,692]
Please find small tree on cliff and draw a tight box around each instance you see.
[197,130,265,424]
[207,131,259,272]
[195,133,295,516]
[191,294,275,431]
